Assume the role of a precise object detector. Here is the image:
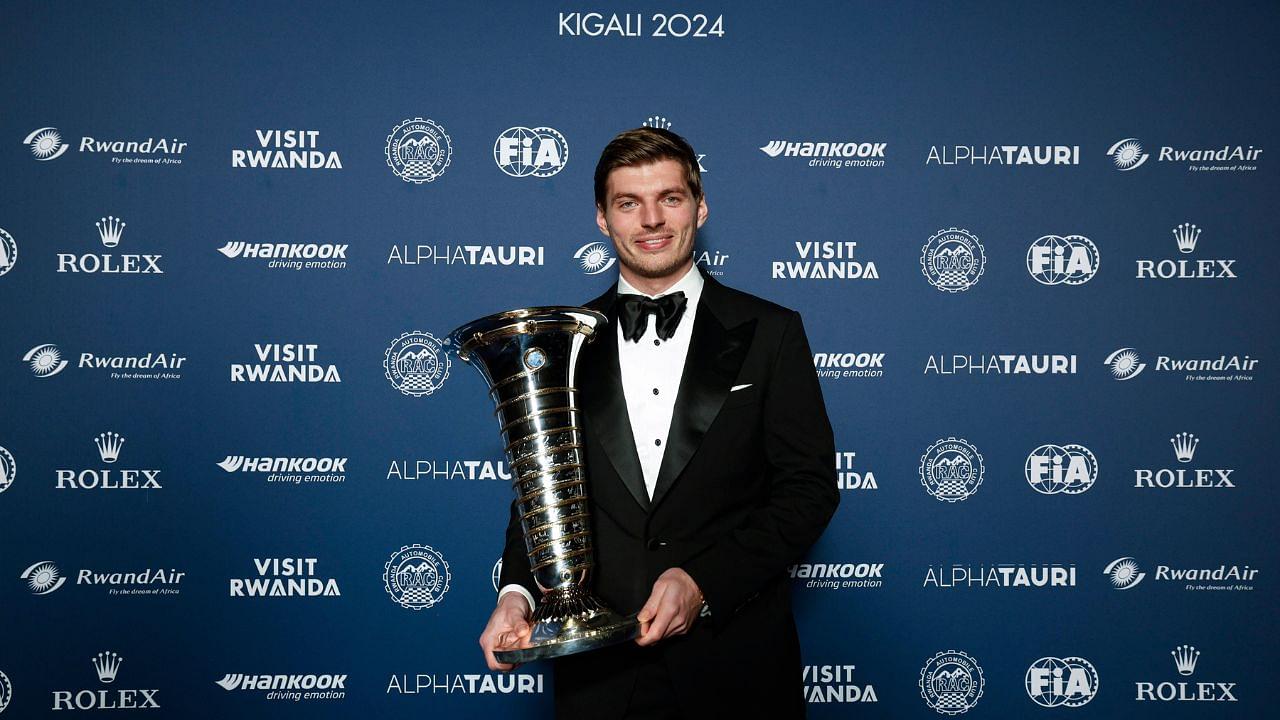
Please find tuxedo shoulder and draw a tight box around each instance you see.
[707,279,799,327]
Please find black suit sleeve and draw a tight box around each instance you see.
[499,498,538,600]
[681,310,839,625]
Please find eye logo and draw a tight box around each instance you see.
[24,127,69,161]
[23,344,69,378]
[574,241,616,275]
[20,561,67,594]
[1104,348,1146,380]
[1104,556,1146,589]
[1107,138,1149,171]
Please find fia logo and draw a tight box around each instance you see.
[1027,235,1099,285]
[0,445,15,494]
[1025,657,1098,707]
[0,669,10,713]
[494,127,568,177]
[0,227,16,277]
[1025,444,1097,495]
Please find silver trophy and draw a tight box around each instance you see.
[448,307,638,663]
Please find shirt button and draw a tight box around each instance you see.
[654,438,662,446]
[653,339,661,346]
[652,387,659,395]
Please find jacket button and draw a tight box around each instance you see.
[646,538,667,551]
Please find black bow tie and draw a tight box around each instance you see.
[617,291,687,342]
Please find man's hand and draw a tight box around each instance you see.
[635,567,703,647]
[480,592,534,671]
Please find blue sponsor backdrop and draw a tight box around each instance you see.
[2,0,1277,717]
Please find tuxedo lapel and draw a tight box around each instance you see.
[580,292,651,512]
[649,277,756,510]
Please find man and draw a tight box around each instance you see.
[480,127,839,718]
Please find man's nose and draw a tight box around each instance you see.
[640,203,665,228]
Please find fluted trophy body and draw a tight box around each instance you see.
[447,307,638,663]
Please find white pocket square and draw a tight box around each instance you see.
[730,384,753,392]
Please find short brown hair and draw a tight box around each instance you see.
[594,127,703,208]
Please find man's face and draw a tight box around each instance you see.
[596,158,708,284]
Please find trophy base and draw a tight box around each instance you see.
[495,609,639,663]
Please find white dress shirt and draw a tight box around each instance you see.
[614,264,704,500]
[498,265,704,612]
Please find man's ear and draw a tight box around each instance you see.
[696,195,709,228]
[595,204,611,238]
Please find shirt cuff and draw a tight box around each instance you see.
[497,583,536,612]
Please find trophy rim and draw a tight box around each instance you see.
[446,306,607,358]
[493,612,639,664]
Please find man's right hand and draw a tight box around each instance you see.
[479,592,534,671]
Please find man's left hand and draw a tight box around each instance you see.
[635,567,703,646]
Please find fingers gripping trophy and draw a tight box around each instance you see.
[447,307,639,662]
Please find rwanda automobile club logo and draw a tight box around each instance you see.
[384,331,450,397]
[920,438,984,502]
[921,229,985,292]
[384,544,451,610]
[385,118,452,183]
[920,650,984,714]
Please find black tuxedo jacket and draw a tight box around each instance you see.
[500,270,838,718]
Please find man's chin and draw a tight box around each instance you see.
[622,256,693,281]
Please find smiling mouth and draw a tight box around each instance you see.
[634,235,673,251]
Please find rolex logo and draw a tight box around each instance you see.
[1170,432,1199,463]
[1172,645,1199,676]
[95,432,125,463]
[96,216,126,248]
[93,651,123,683]
[642,115,672,130]
[1172,223,1200,254]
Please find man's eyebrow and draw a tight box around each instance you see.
[611,187,688,201]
